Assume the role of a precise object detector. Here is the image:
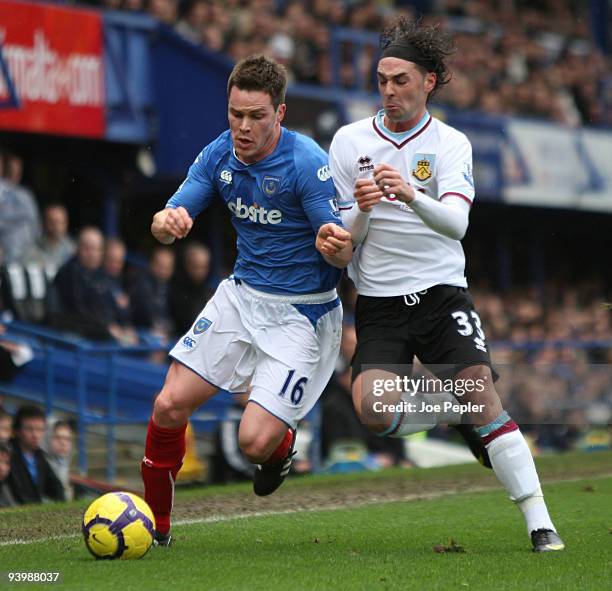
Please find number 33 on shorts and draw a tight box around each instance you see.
[451,310,488,353]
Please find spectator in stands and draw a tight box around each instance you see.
[27,204,76,278]
[124,0,145,12]
[7,405,65,504]
[169,242,213,336]
[0,441,17,507]
[48,227,130,341]
[104,237,132,327]
[129,246,176,338]
[175,0,209,44]
[101,0,120,9]
[0,406,12,444]
[46,420,74,502]
[0,149,41,265]
[0,321,34,383]
[149,0,178,25]
[0,336,19,384]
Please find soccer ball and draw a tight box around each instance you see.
[82,492,156,560]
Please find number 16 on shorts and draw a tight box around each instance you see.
[279,370,308,405]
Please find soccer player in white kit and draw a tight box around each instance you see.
[141,55,352,545]
[327,18,564,552]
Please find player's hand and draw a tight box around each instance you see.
[373,163,415,204]
[151,207,193,244]
[316,223,352,256]
[354,179,383,212]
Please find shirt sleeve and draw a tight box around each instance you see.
[328,131,356,211]
[166,144,218,218]
[409,192,470,240]
[436,133,475,207]
[329,129,371,244]
[295,139,343,232]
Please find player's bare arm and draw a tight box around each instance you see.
[316,223,353,268]
[151,206,194,244]
[373,163,415,204]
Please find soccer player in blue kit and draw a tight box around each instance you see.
[141,55,352,545]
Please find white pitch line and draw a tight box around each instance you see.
[1,471,611,547]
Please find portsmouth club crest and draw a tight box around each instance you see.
[262,175,282,196]
[193,316,212,335]
[411,153,436,183]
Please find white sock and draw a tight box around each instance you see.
[486,429,556,535]
[516,486,556,535]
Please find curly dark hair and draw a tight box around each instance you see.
[227,55,287,110]
[380,17,454,98]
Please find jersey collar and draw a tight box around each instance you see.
[372,109,432,149]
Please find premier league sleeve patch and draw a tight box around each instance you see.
[411,153,436,183]
[193,317,212,334]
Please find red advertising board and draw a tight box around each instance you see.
[0,0,105,138]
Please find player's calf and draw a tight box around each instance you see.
[252,428,297,497]
[239,401,297,496]
[141,418,187,537]
[142,362,218,539]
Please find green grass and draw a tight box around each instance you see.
[1,452,612,591]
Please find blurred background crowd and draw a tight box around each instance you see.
[78,0,612,127]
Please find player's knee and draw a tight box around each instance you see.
[153,390,190,428]
[351,376,383,428]
[239,430,275,464]
[239,434,274,464]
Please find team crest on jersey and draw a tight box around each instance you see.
[193,317,212,335]
[262,175,282,196]
[411,154,436,183]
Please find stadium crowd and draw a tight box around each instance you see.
[0,149,217,345]
[472,283,612,451]
[85,0,611,126]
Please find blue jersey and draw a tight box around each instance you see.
[167,128,342,295]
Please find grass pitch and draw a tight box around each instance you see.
[1,451,611,591]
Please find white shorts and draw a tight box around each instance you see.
[169,277,342,428]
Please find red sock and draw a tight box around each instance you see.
[265,428,293,465]
[141,418,187,535]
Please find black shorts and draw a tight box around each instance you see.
[351,285,496,382]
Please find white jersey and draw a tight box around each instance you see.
[329,110,475,296]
